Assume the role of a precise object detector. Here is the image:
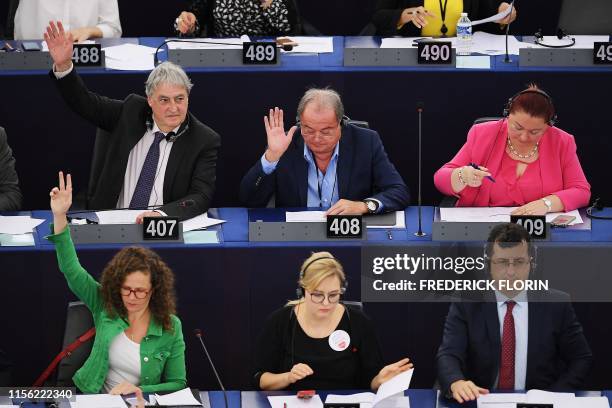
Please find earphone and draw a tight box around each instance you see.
[502,88,557,126]
[145,109,191,142]
[534,28,576,49]
[586,198,612,220]
[296,256,348,298]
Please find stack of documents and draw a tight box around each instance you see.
[278,36,334,53]
[477,390,609,408]
[154,388,203,406]
[0,215,44,234]
[325,368,414,408]
[102,43,157,71]
[165,36,250,50]
[285,211,405,229]
[439,207,583,225]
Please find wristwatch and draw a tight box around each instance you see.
[363,199,379,214]
[542,198,552,212]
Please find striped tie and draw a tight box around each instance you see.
[129,131,166,209]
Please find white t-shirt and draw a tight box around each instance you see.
[104,332,141,392]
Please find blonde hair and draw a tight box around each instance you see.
[287,251,346,306]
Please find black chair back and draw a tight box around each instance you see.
[56,301,94,387]
[558,0,612,35]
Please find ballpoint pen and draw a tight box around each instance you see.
[469,162,495,182]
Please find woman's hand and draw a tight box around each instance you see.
[399,7,436,29]
[109,381,144,403]
[496,2,517,25]
[176,11,197,34]
[511,199,548,216]
[287,363,314,384]
[50,171,72,234]
[371,358,413,390]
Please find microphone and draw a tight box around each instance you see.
[502,1,515,64]
[414,102,426,237]
[154,39,294,65]
[194,329,228,408]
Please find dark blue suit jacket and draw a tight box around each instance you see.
[239,124,410,210]
[436,292,592,396]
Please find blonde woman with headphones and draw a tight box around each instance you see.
[252,252,412,391]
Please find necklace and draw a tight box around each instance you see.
[438,0,449,36]
[507,137,538,159]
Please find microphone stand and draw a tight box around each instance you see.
[194,329,229,408]
[502,1,515,64]
[415,102,426,237]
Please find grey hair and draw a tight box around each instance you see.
[296,88,344,123]
[145,61,193,97]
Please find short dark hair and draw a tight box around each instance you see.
[485,223,531,258]
[508,84,555,123]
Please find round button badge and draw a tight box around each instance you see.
[329,330,351,352]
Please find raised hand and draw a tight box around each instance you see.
[264,107,297,163]
[44,21,74,72]
[49,171,72,234]
[176,11,197,34]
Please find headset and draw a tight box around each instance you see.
[482,239,538,278]
[503,88,557,126]
[586,198,612,220]
[145,108,191,143]
[534,28,576,49]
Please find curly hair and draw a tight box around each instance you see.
[100,247,176,331]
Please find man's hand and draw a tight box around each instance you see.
[450,380,489,403]
[44,21,74,72]
[264,107,297,163]
[136,211,162,224]
[326,199,368,216]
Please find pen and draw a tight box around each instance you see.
[469,162,495,182]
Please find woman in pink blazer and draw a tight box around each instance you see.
[434,86,590,215]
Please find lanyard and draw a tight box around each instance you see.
[316,169,338,208]
[438,0,449,35]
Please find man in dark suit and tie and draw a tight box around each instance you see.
[45,21,220,221]
[436,223,592,403]
[0,126,22,211]
[240,88,409,214]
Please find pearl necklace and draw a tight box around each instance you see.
[507,137,538,159]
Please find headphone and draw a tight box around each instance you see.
[503,88,557,126]
[145,108,191,143]
[534,28,576,49]
[296,256,348,298]
[586,198,612,220]
[483,241,538,277]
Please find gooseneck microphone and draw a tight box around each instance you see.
[503,1,515,63]
[415,102,426,237]
[154,39,294,66]
[194,329,228,408]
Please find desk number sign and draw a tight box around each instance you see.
[510,215,547,239]
[594,42,612,64]
[143,217,180,240]
[72,43,102,67]
[243,42,277,65]
[417,41,452,64]
[327,215,363,239]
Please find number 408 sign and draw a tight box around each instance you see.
[327,215,363,239]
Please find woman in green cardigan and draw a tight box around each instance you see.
[48,172,186,400]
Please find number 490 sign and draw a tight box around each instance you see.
[417,41,452,64]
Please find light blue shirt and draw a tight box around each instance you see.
[494,290,528,390]
[260,144,340,209]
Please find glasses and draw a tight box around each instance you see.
[120,287,151,299]
[301,125,338,139]
[309,291,342,304]
[490,257,531,268]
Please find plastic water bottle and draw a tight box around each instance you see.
[456,12,472,55]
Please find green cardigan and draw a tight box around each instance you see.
[47,226,187,393]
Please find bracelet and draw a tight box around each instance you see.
[457,167,467,185]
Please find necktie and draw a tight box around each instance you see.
[498,300,516,390]
[129,131,167,209]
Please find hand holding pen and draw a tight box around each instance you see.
[457,163,494,188]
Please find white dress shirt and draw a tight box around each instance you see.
[104,332,141,392]
[14,0,122,40]
[116,122,178,209]
[494,290,528,390]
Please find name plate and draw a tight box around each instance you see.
[242,42,277,65]
[510,215,547,239]
[327,215,363,239]
[418,41,452,64]
[72,43,102,67]
[143,217,180,240]
[594,42,612,64]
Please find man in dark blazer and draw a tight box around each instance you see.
[240,88,409,215]
[0,126,22,211]
[437,223,592,403]
[45,21,220,221]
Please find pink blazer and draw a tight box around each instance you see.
[433,120,591,211]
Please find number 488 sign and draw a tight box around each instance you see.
[72,44,102,66]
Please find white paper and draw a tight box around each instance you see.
[470,32,522,55]
[471,3,513,26]
[154,388,202,406]
[0,405,19,407]
[439,207,583,225]
[95,210,144,224]
[102,44,157,71]
[0,215,44,234]
[372,368,414,406]
[267,395,323,408]
[279,36,334,53]
[562,397,610,408]
[42,40,94,51]
[286,211,327,222]
[70,394,127,408]
[478,390,578,408]
[326,392,375,404]
[456,55,491,69]
[182,212,226,232]
[166,36,250,50]
[518,35,610,50]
